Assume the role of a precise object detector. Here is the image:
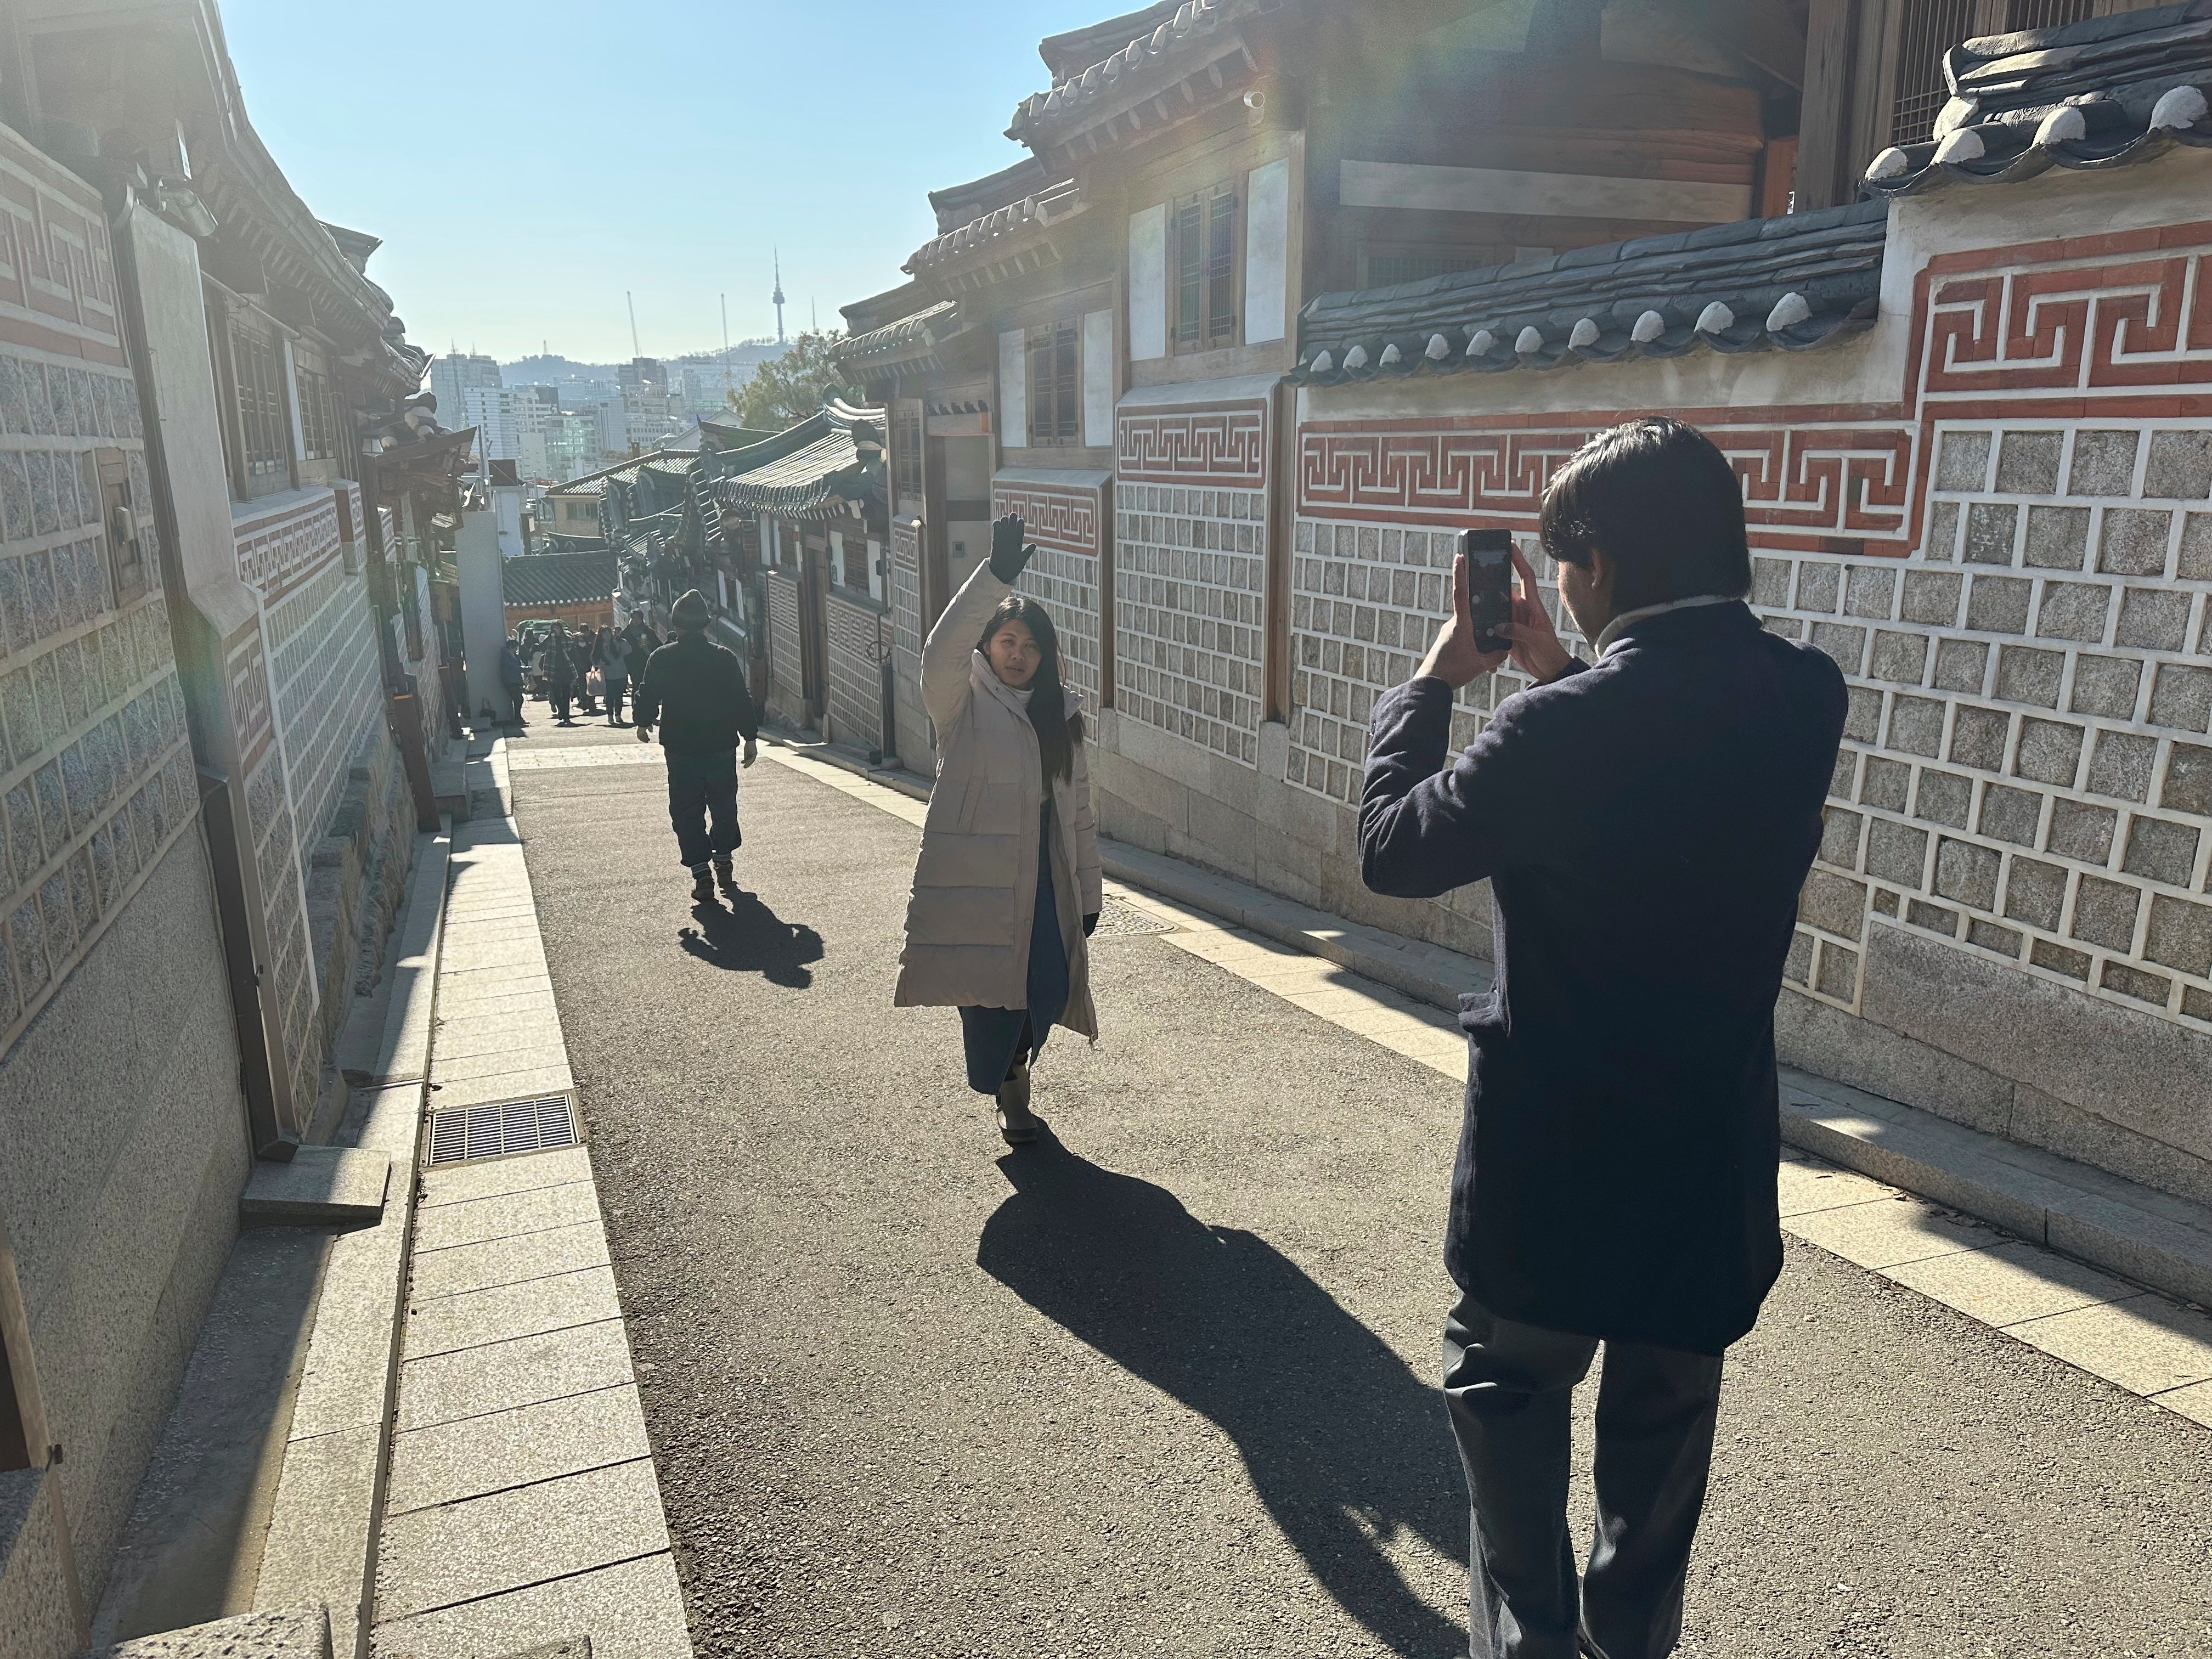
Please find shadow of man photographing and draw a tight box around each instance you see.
[678,892,823,990]
[977,1133,1469,1658]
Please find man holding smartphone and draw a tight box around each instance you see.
[1360,418,1846,1659]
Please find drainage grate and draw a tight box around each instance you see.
[1090,895,1175,939]
[427,1093,580,1166]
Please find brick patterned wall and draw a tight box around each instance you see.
[1114,482,1267,765]
[1775,421,2212,1027]
[825,587,886,753]
[991,474,1105,709]
[765,568,806,722]
[889,516,926,756]
[0,140,199,1053]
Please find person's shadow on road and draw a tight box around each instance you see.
[678,893,823,989]
[977,1134,1469,1657]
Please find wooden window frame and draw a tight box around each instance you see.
[893,399,924,503]
[1169,178,1243,354]
[1025,318,1081,448]
[226,309,294,497]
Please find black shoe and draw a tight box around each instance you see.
[691,871,716,903]
[714,857,741,898]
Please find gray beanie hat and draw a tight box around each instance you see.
[670,589,710,629]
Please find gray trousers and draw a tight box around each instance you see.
[1441,1293,1725,1659]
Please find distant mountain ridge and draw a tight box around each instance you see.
[502,340,793,386]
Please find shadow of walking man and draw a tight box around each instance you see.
[977,1133,1469,1657]
[678,893,824,989]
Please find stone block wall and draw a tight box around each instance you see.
[888,516,928,764]
[1112,395,1270,766]
[824,586,887,754]
[764,568,806,727]
[0,125,245,1614]
[992,469,1108,712]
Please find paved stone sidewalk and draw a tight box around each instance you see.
[761,743,2212,1427]
[370,741,691,1659]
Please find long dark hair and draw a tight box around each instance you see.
[979,595,1084,784]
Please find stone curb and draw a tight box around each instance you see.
[252,825,452,1658]
[787,735,2212,1316]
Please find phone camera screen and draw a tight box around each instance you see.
[1461,529,1513,650]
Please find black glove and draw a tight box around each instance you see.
[990,513,1037,584]
[1082,912,1098,938]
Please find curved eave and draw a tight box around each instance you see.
[1864,120,2212,195]
[1293,306,1877,388]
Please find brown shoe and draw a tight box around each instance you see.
[995,1064,1039,1144]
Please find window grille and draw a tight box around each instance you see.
[893,401,923,500]
[1890,0,1979,145]
[233,325,290,487]
[296,365,334,461]
[1026,319,1080,447]
[1364,252,1495,288]
[1172,180,1240,351]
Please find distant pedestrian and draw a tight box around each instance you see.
[895,514,1100,1147]
[572,631,599,714]
[635,589,759,904]
[1358,419,1846,1659]
[543,622,577,724]
[497,637,526,725]
[596,625,630,725]
[623,616,661,692]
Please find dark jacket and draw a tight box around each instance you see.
[623,627,659,681]
[1359,601,1845,1355]
[636,630,760,756]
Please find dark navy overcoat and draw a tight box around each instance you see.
[1361,600,1846,1355]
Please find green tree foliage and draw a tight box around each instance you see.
[735,332,851,432]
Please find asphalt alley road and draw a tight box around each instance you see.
[506,719,2212,1659]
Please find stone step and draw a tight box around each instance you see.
[239,1146,390,1227]
[101,1604,329,1658]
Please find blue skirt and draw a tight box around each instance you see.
[960,803,1070,1093]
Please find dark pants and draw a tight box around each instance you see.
[550,681,573,721]
[665,749,740,873]
[603,677,627,723]
[1442,1293,1724,1659]
[501,684,523,723]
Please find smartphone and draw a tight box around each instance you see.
[1459,529,1514,652]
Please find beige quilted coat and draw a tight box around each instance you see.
[893,562,1102,1035]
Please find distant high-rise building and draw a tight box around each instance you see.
[461,385,551,463]
[428,351,500,421]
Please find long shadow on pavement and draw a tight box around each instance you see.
[677,893,825,988]
[978,1132,1470,1658]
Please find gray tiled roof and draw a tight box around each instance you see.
[1038,2,1182,80]
[905,180,1081,273]
[501,550,617,608]
[1865,0,2211,196]
[545,449,699,497]
[927,157,1055,234]
[713,402,886,518]
[1007,0,1277,148]
[1293,202,1887,386]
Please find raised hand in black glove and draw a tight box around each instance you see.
[1082,912,1099,938]
[990,512,1038,584]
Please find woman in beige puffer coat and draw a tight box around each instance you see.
[894,514,1102,1145]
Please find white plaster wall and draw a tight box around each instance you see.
[454,505,507,720]
[1244,157,1291,345]
[1128,204,1168,362]
[1082,309,1114,445]
[1339,159,1750,224]
[998,328,1028,447]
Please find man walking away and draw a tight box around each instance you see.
[635,588,760,905]
[623,616,661,698]
[543,622,577,725]
[498,636,526,725]
[1358,418,1845,1659]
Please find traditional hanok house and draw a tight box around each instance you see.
[710,401,890,748]
[537,446,698,552]
[498,548,620,634]
[836,272,1001,765]
[0,0,443,1637]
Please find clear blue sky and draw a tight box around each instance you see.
[221,0,1116,365]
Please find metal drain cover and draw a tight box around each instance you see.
[427,1093,580,1166]
[1090,895,1175,939]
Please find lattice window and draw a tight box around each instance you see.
[1026,319,1080,448]
[1890,0,1979,145]
[2005,0,2092,30]
[296,364,334,461]
[232,322,291,489]
[893,399,923,502]
[1171,180,1240,352]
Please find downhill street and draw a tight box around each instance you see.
[505,718,2212,1659]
